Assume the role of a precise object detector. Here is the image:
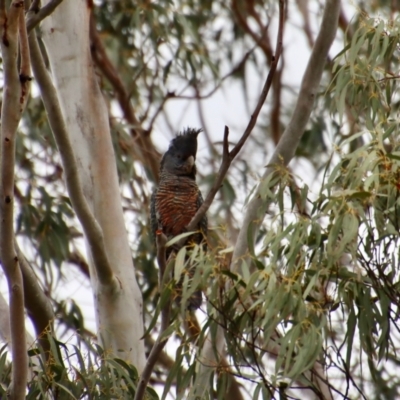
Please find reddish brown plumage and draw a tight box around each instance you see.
[150,128,207,310]
[155,174,200,237]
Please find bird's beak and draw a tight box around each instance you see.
[187,155,195,166]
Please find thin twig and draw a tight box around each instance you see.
[0,1,29,398]
[186,0,285,234]
[134,232,171,400]
[26,0,63,33]
[231,0,273,62]
[270,65,283,144]
[190,2,285,397]
[28,29,116,287]
[171,47,257,101]
[68,251,91,278]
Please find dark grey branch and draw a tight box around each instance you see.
[15,244,54,338]
[26,0,63,32]
[186,0,286,234]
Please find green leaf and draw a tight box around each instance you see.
[346,305,357,368]
[159,323,176,341]
[174,246,187,281]
[166,231,196,247]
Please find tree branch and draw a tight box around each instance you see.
[231,0,273,62]
[26,0,63,33]
[27,29,116,287]
[227,2,340,396]
[0,292,35,347]
[231,0,341,272]
[18,2,30,80]
[15,243,54,339]
[134,232,171,400]
[0,1,29,398]
[186,0,285,234]
[89,15,161,182]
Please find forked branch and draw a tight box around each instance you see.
[186,0,286,234]
[27,29,116,287]
[26,0,63,32]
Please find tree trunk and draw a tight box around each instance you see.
[40,0,145,371]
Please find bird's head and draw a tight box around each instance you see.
[160,128,202,177]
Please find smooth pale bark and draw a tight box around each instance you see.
[0,2,30,398]
[40,0,145,370]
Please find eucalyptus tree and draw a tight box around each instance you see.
[0,0,399,399]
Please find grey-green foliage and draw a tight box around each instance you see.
[94,0,244,113]
[0,338,158,400]
[157,12,400,399]
[3,1,400,399]
[179,138,400,397]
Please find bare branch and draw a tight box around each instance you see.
[134,232,171,400]
[186,0,286,233]
[296,0,315,48]
[27,30,116,287]
[68,251,90,278]
[231,0,341,272]
[144,335,176,370]
[28,0,40,12]
[89,16,161,182]
[26,0,63,33]
[18,0,32,131]
[15,243,54,338]
[231,0,273,62]
[270,65,283,144]
[0,1,29,397]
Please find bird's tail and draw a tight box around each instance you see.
[187,289,202,311]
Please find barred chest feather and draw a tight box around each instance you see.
[155,173,200,237]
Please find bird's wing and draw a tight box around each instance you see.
[196,190,208,238]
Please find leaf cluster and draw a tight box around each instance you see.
[0,338,159,400]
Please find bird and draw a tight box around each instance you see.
[150,127,207,310]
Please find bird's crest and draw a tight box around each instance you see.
[168,127,202,157]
